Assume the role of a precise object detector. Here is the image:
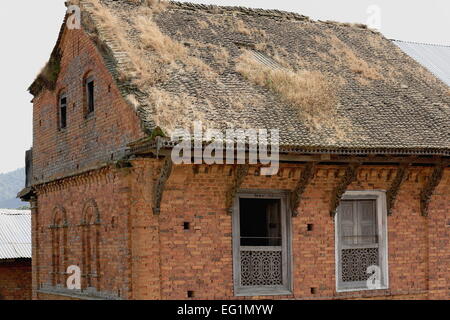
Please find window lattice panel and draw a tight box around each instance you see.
[342,248,379,282]
[240,250,282,286]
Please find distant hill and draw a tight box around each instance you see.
[0,168,28,209]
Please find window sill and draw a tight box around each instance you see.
[235,287,292,297]
[336,286,389,293]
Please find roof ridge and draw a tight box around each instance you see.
[105,0,312,22]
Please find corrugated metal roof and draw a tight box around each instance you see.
[0,209,31,259]
[393,40,450,86]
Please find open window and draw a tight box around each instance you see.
[335,191,389,292]
[58,93,67,130]
[233,191,291,296]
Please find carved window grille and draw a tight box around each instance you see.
[233,191,291,296]
[336,192,388,291]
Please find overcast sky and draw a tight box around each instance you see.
[0,0,448,174]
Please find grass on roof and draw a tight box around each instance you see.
[236,50,338,131]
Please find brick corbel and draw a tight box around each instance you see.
[291,162,316,217]
[386,163,411,216]
[420,162,446,217]
[226,164,249,214]
[152,158,173,215]
[330,162,361,217]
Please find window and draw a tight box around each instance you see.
[85,76,95,114]
[233,191,291,296]
[59,93,67,129]
[335,191,388,292]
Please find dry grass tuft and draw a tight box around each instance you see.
[197,19,209,29]
[148,88,209,134]
[145,0,168,13]
[236,50,337,130]
[126,94,140,109]
[235,19,252,35]
[29,50,62,95]
[328,35,382,82]
[135,13,187,63]
[87,0,163,85]
[213,47,229,65]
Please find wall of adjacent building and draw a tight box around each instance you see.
[0,259,31,300]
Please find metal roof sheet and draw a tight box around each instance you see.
[393,40,450,86]
[0,209,31,259]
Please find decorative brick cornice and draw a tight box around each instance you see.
[35,165,113,195]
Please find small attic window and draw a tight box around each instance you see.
[85,76,95,115]
[59,93,67,130]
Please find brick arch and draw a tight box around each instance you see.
[51,204,68,227]
[80,199,101,290]
[81,199,100,225]
[50,205,68,286]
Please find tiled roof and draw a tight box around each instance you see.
[393,40,450,87]
[0,209,31,260]
[43,1,450,154]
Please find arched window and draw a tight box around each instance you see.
[50,205,68,286]
[81,199,101,289]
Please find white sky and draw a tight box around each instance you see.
[0,0,448,174]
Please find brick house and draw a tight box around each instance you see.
[20,0,449,300]
[0,209,32,300]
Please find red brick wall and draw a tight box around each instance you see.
[31,27,145,185]
[34,166,133,300]
[0,259,31,300]
[33,160,449,300]
[129,162,449,300]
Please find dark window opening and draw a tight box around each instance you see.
[59,96,67,129]
[86,79,95,114]
[239,198,281,246]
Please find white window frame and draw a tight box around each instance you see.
[232,190,292,296]
[334,190,389,292]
